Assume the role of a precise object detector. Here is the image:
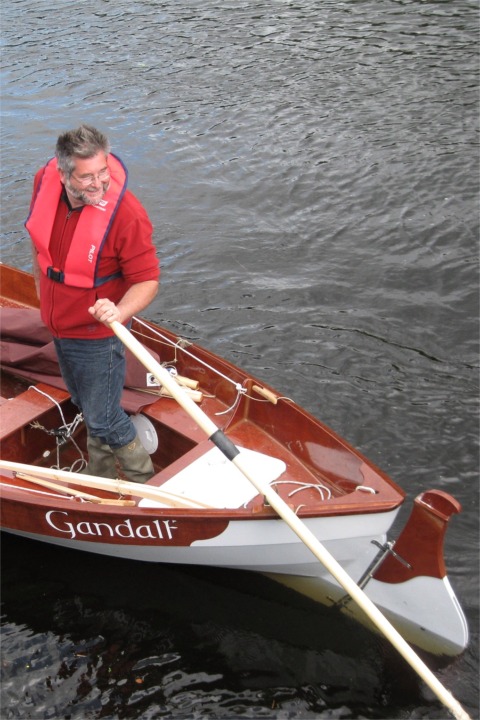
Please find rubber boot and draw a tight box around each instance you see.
[112,434,154,484]
[82,435,118,478]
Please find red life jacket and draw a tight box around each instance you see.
[25,153,128,288]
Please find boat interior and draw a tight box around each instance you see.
[0,265,404,516]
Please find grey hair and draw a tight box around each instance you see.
[55,124,111,176]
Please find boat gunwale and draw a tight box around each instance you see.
[0,469,404,521]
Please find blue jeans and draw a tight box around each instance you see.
[53,336,136,449]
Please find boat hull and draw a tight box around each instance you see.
[269,572,469,658]
[2,508,468,656]
[1,508,398,577]
[1,493,469,656]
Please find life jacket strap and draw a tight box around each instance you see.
[95,271,123,287]
[47,266,65,283]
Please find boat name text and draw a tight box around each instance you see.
[45,510,178,541]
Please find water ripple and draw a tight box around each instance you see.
[1,0,478,717]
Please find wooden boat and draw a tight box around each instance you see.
[0,263,469,659]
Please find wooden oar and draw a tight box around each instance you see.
[0,462,212,510]
[109,320,470,720]
[15,472,136,506]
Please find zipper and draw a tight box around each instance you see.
[48,205,81,335]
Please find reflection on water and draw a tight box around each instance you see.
[1,0,478,717]
[1,534,422,719]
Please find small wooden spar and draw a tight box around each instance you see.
[252,384,278,404]
[174,374,199,390]
[0,461,213,510]
[128,385,203,403]
[16,472,136,506]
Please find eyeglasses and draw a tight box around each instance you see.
[70,167,110,187]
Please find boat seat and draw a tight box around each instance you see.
[142,394,223,445]
[139,440,286,509]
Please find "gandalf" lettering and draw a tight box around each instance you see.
[45,510,178,541]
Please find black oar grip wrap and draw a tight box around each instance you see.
[209,430,240,461]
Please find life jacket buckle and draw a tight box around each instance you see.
[47,266,65,283]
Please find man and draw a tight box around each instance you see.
[26,124,160,483]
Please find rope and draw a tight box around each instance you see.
[132,317,252,395]
[215,384,248,416]
[356,485,376,494]
[132,318,298,424]
[29,385,70,428]
[272,480,332,501]
[28,385,86,471]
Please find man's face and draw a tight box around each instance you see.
[59,151,110,206]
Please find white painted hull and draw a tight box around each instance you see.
[3,504,468,656]
[267,573,469,657]
[3,508,397,578]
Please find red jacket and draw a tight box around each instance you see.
[26,157,159,339]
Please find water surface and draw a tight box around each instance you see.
[1,1,478,718]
